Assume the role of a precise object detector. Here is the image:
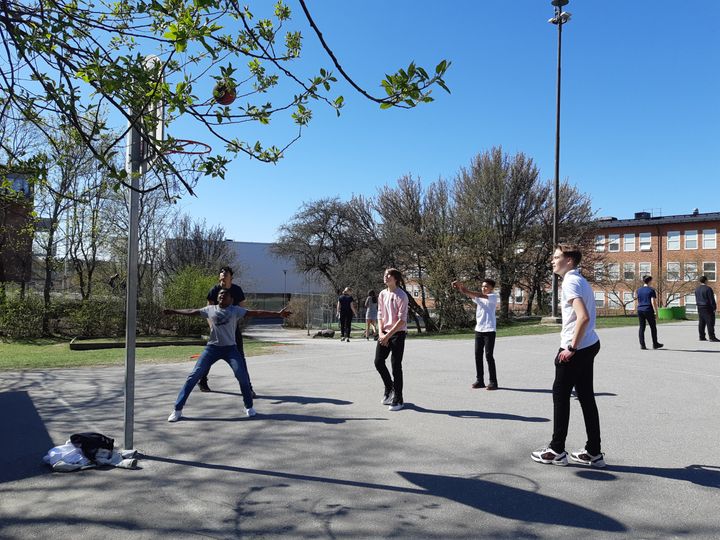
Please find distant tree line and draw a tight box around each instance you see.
[274,147,596,331]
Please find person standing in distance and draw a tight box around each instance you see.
[336,287,357,342]
[452,278,499,390]
[364,289,379,340]
[531,244,605,468]
[695,275,719,342]
[375,268,409,411]
[200,266,255,396]
[636,275,663,350]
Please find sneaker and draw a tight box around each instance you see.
[471,381,485,389]
[198,380,211,393]
[346,337,350,342]
[569,449,606,468]
[245,407,257,417]
[388,401,404,411]
[640,346,648,350]
[486,383,498,391]
[710,338,720,343]
[340,337,345,342]
[653,343,664,349]
[167,410,182,422]
[530,446,568,466]
[381,391,394,405]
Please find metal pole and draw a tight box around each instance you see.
[124,117,141,450]
[551,5,564,319]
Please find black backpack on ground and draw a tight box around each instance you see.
[70,432,114,461]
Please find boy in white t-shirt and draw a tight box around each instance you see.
[452,278,499,390]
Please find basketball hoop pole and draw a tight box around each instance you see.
[123,114,142,450]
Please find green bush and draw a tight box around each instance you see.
[67,297,125,337]
[0,292,44,338]
[162,266,217,336]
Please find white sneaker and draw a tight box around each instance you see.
[569,448,606,468]
[245,407,257,417]
[381,392,394,405]
[388,402,404,411]
[530,446,568,466]
[167,410,182,422]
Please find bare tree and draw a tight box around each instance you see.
[162,215,231,277]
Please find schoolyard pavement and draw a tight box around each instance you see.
[1,321,719,539]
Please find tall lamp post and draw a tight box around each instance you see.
[283,269,287,305]
[548,0,571,319]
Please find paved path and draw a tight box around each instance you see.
[1,321,720,539]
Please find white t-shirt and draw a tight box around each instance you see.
[473,293,498,332]
[199,305,247,346]
[560,269,599,350]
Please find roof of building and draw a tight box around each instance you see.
[595,211,720,229]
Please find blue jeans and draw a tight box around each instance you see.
[174,345,253,411]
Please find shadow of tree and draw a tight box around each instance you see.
[180,413,385,424]
[140,454,625,532]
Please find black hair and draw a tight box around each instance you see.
[219,266,234,276]
[367,290,377,303]
[482,278,496,288]
[699,275,707,284]
[643,275,653,284]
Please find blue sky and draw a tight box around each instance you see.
[173,1,720,243]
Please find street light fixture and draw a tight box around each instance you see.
[548,0,571,320]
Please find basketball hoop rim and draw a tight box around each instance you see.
[164,139,212,155]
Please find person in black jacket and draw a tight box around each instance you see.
[695,276,719,342]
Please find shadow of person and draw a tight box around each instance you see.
[180,413,386,424]
[580,464,720,489]
[403,403,549,423]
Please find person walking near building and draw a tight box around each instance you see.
[452,278,499,390]
[199,266,252,395]
[695,276,719,342]
[164,289,291,422]
[375,269,409,411]
[364,290,378,340]
[336,287,357,342]
[636,275,663,350]
[531,244,605,468]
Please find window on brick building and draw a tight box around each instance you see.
[608,263,620,281]
[514,288,523,304]
[667,262,680,281]
[684,262,698,281]
[623,234,635,251]
[623,262,635,280]
[685,294,698,314]
[685,230,698,250]
[666,294,680,308]
[623,292,634,308]
[593,263,604,281]
[608,234,620,252]
[667,231,680,251]
[703,262,716,281]
[639,232,651,251]
[595,235,605,252]
[703,229,717,249]
[608,292,621,309]
[594,292,605,307]
[639,262,651,277]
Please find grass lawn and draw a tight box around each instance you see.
[0,337,281,371]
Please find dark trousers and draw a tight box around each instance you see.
[374,332,406,402]
[550,340,602,456]
[474,331,498,385]
[637,310,659,348]
[339,312,353,338]
[201,329,252,390]
[698,306,717,340]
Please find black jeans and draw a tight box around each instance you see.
[474,331,497,385]
[374,332,406,402]
[698,306,717,340]
[637,310,659,348]
[339,312,353,338]
[550,340,602,456]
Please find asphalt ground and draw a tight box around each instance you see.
[1,321,719,539]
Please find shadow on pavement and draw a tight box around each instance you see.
[140,454,624,532]
[403,403,549,422]
[0,391,54,484]
[500,387,617,397]
[576,464,720,488]
[180,413,385,424]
